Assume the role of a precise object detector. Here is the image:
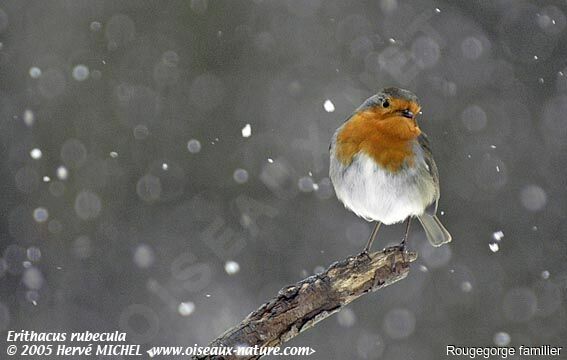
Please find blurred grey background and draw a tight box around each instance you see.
[0,0,566,359]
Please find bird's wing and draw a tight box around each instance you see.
[418,132,440,215]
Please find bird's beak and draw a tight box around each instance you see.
[401,109,414,119]
[400,109,419,128]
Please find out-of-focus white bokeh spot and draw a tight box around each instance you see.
[56,166,68,180]
[412,36,440,68]
[187,139,202,154]
[337,308,356,327]
[72,65,89,81]
[493,332,511,346]
[461,36,484,60]
[161,50,179,67]
[74,191,102,220]
[90,21,102,32]
[461,281,473,292]
[233,169,249,184]
[23,267,44,290]
[33,207,48,223]
[133,244,155,269]
[30,148,42,159]
[383,308,416,339]
[178,301,195,316]
[224,261,240,275]
[520,185,547,212]
[23,109,34,127]
[461,105,487,132]
[29,67,42,78]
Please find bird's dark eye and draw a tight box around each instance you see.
[382,100,390,108]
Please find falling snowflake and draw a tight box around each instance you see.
[323,99,335,113]
[241,124,252,138]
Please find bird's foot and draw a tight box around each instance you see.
[359,249,372,261]
[390,241,409,272]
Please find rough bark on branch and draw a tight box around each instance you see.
[194,247,417,360]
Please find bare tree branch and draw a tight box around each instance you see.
[194,247,417,360]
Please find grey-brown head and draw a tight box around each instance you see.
[355,87,421,118]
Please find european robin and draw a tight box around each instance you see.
[329,87,452,252]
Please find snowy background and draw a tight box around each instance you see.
[0,0,566,359]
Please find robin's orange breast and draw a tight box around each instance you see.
[335,109,419,173]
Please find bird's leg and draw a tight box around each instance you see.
[390,218,412,271]
[400,217,412,251]
[362,222,381,255]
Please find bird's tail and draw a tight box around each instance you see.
[417,214,452,247]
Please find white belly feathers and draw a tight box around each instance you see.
[329,143,436,225]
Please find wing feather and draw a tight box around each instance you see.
[418,132,439,215]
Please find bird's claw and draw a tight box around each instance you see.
[359,249,372,261]
[389,242,409,272]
